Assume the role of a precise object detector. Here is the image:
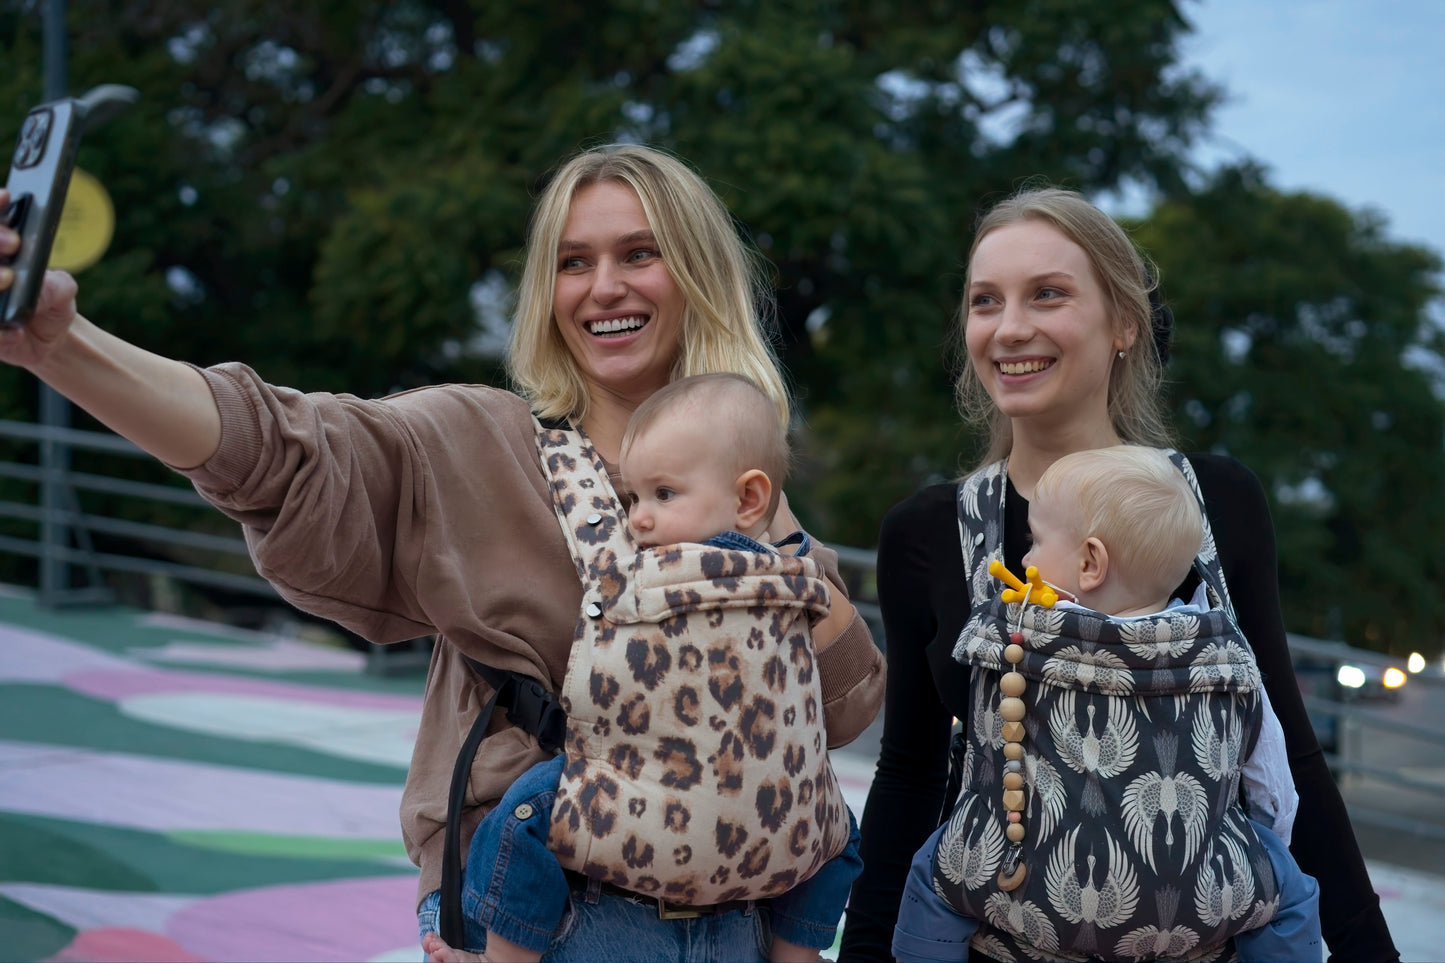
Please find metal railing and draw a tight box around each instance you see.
[0,416,437,672]
[0,416,270,602]
[2,415,1442,840]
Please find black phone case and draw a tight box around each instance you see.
[2,99,84,327]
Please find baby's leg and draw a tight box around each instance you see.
[1234,820,1323,962]
[768,809,863,960]
[768,935,827,962]
[892,823,979,963]
[423,756,568,961]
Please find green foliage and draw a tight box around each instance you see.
[3,2,1440,654]
[1133,165,1445,655]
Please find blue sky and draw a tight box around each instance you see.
[1181,0,1445,265]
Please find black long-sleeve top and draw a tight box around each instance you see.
[839,453,1398,963]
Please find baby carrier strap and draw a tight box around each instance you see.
[534,419,850,907]
[437,661,567,948]
[435,414,621,948]
[934,452,1276,963]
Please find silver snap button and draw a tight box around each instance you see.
[585,602,603,618]
[514,803,535,820]
[586,512,603,526]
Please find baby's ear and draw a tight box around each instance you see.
[735,469,772,531]
[1078,536,1109,592]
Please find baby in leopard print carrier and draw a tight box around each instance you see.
[896,447,1322,963]
[464,374,862,962]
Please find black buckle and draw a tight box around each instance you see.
[503,675,567,754]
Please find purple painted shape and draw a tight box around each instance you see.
[65,667,421,713]
[168,875,419,963]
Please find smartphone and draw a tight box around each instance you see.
[1,98,85,327]
[1,85,138,327]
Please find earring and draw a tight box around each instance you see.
[1117,350,1126,359]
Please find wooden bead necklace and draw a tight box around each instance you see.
[987,560,1060,893]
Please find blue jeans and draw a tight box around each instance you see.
[420,753,858,955]
[770,805,862,949]
[417,884,768,962]
[893,823,977,963]
[893,820,1321,963]
[1236,820,1322,962]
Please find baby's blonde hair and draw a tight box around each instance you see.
[1034,446,1201,600]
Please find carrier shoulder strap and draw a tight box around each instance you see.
[437,414,578,949]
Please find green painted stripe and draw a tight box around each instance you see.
[0,812,414,894]
[0,592,427,697]
[0,894,75,963]
[0,684,408,783]
[167,829,409,862]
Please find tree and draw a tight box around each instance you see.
[0,1,1219,585]
[1133,164,1445,656]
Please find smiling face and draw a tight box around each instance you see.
[964,219,1132,433]
[552,180,686,409]
[622,409,743,549]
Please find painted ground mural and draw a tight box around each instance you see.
[0,583,878,962]
[5,580,1438,961]
[0,585,427,962]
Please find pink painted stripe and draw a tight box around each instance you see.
[45,927,204,963]
[168,876,418,963]
[65,667,422,713]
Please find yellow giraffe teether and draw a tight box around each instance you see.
[989,559,1059,608]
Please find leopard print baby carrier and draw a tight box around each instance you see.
[932,453,1280,963]
[535,420,852,906]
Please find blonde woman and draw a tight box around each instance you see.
[0,144,884,962]
[840,187,1396,962]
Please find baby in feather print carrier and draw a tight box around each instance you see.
[894,446,1322,963]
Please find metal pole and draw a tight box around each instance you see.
[39,0,73,606]
[43,0,66,99]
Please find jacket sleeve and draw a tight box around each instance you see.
[1200,454,1399,963]
[807,539,886,749]
[178,363,548,648]
[839,488,962,962]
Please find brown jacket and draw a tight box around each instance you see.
[180,363,886,907]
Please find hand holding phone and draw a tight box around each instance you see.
[1,84,138,327]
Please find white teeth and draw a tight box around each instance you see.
[999,359,1052,375]
[587,316,646,335]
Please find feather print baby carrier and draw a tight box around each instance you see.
[534,421,851,906]
[932,454,1280,963]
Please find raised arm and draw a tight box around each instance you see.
[0,228,220,469]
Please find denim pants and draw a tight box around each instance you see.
[416,751,857,958]
[893,819,1321,963]
[417,884,769,962]
[1235,819,1323,962]
[893,822,977,963]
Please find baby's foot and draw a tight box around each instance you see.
[421,931,487,962]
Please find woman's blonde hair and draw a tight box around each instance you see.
[956,186,1174,468]
[507,144,789,429]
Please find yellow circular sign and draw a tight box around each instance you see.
[49,167,116,273]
